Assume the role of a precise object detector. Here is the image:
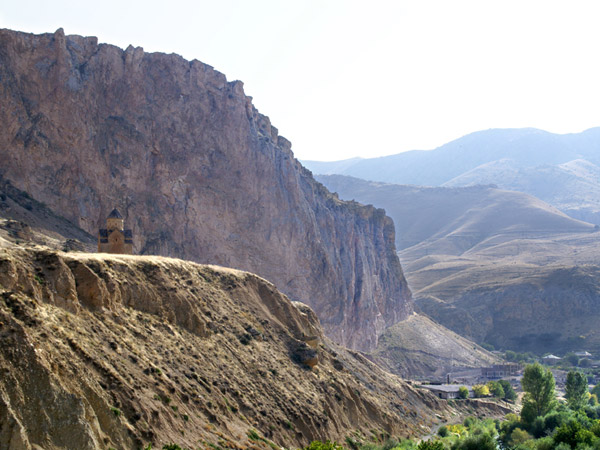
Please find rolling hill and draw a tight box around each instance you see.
[316,174,600,355]
[304,128,600,224]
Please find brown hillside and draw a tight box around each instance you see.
[316,174,600,355]
[0,247,444,450]
[371,314,499,379]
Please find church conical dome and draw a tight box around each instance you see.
[107,208,123,219]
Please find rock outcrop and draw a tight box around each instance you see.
[0,247,442,449]
[416,265,600,355]
[0,28,412,351]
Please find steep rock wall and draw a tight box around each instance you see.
[0,28,412,351]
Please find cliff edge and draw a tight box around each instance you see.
[0,28,412,351]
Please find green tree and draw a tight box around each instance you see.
[472,384,490,398]
[417,440,444,450]
[509,428,532,446]
[591,383,600,398]
[553,419,596,448]
[564,352,580,367]
[486,380,505,398]
[458,386,469,399]
[303,441,345,450]
[451,433,496,450]
[521,363,557,423]
[565,371,588,410]
[498,380,517,401]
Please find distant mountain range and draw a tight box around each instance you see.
[304,128,600,224]
[317,175,594,253]
[316,174,600,355]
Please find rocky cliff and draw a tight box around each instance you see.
[0,247,441,449]
[416,265,600,355]
[0,28,412,351]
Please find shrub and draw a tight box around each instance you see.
[534,436,555,450]
[530,416,546,439]
[382,439,399,450]
[247,429,260,441]
[487,381,505,398]
[543,410,571,433]
[590,421,600,438]
[463,416,476,428]
[451,433,496,450]
[303,441,345,450]
[417,440,444,450]
[472,384,490,398]
[437,425,449,437]
[447,424,467,437]
[510,428,532,446]
[458,387,469,399]
[498,414,521,447]
[553,419,596,448]
[498,380,517,401]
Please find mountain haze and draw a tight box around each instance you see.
[317,175,595,254]
[316,174,600,355]
[304,128,600,224]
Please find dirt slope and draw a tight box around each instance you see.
[371,314,499,379]
[0,247,445,450]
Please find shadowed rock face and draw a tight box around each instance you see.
[0,28,412,351]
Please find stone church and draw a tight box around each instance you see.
[98,209,133,254]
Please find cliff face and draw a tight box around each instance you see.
[0,28,412,351]
[0,247,440,449]
[417,265,600,355]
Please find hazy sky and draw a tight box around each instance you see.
[2,1,600,161]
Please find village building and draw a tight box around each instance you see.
[98,208,133,254]
[542,354,562,365]
[420,384,473,399]
[481,363,521,379]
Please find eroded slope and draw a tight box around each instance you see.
[0,247,442,450]
[371,314,498,379]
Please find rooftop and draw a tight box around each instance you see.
[107,208,123,219]
[420,384,471,393]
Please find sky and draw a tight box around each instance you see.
[2,0,600,161]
